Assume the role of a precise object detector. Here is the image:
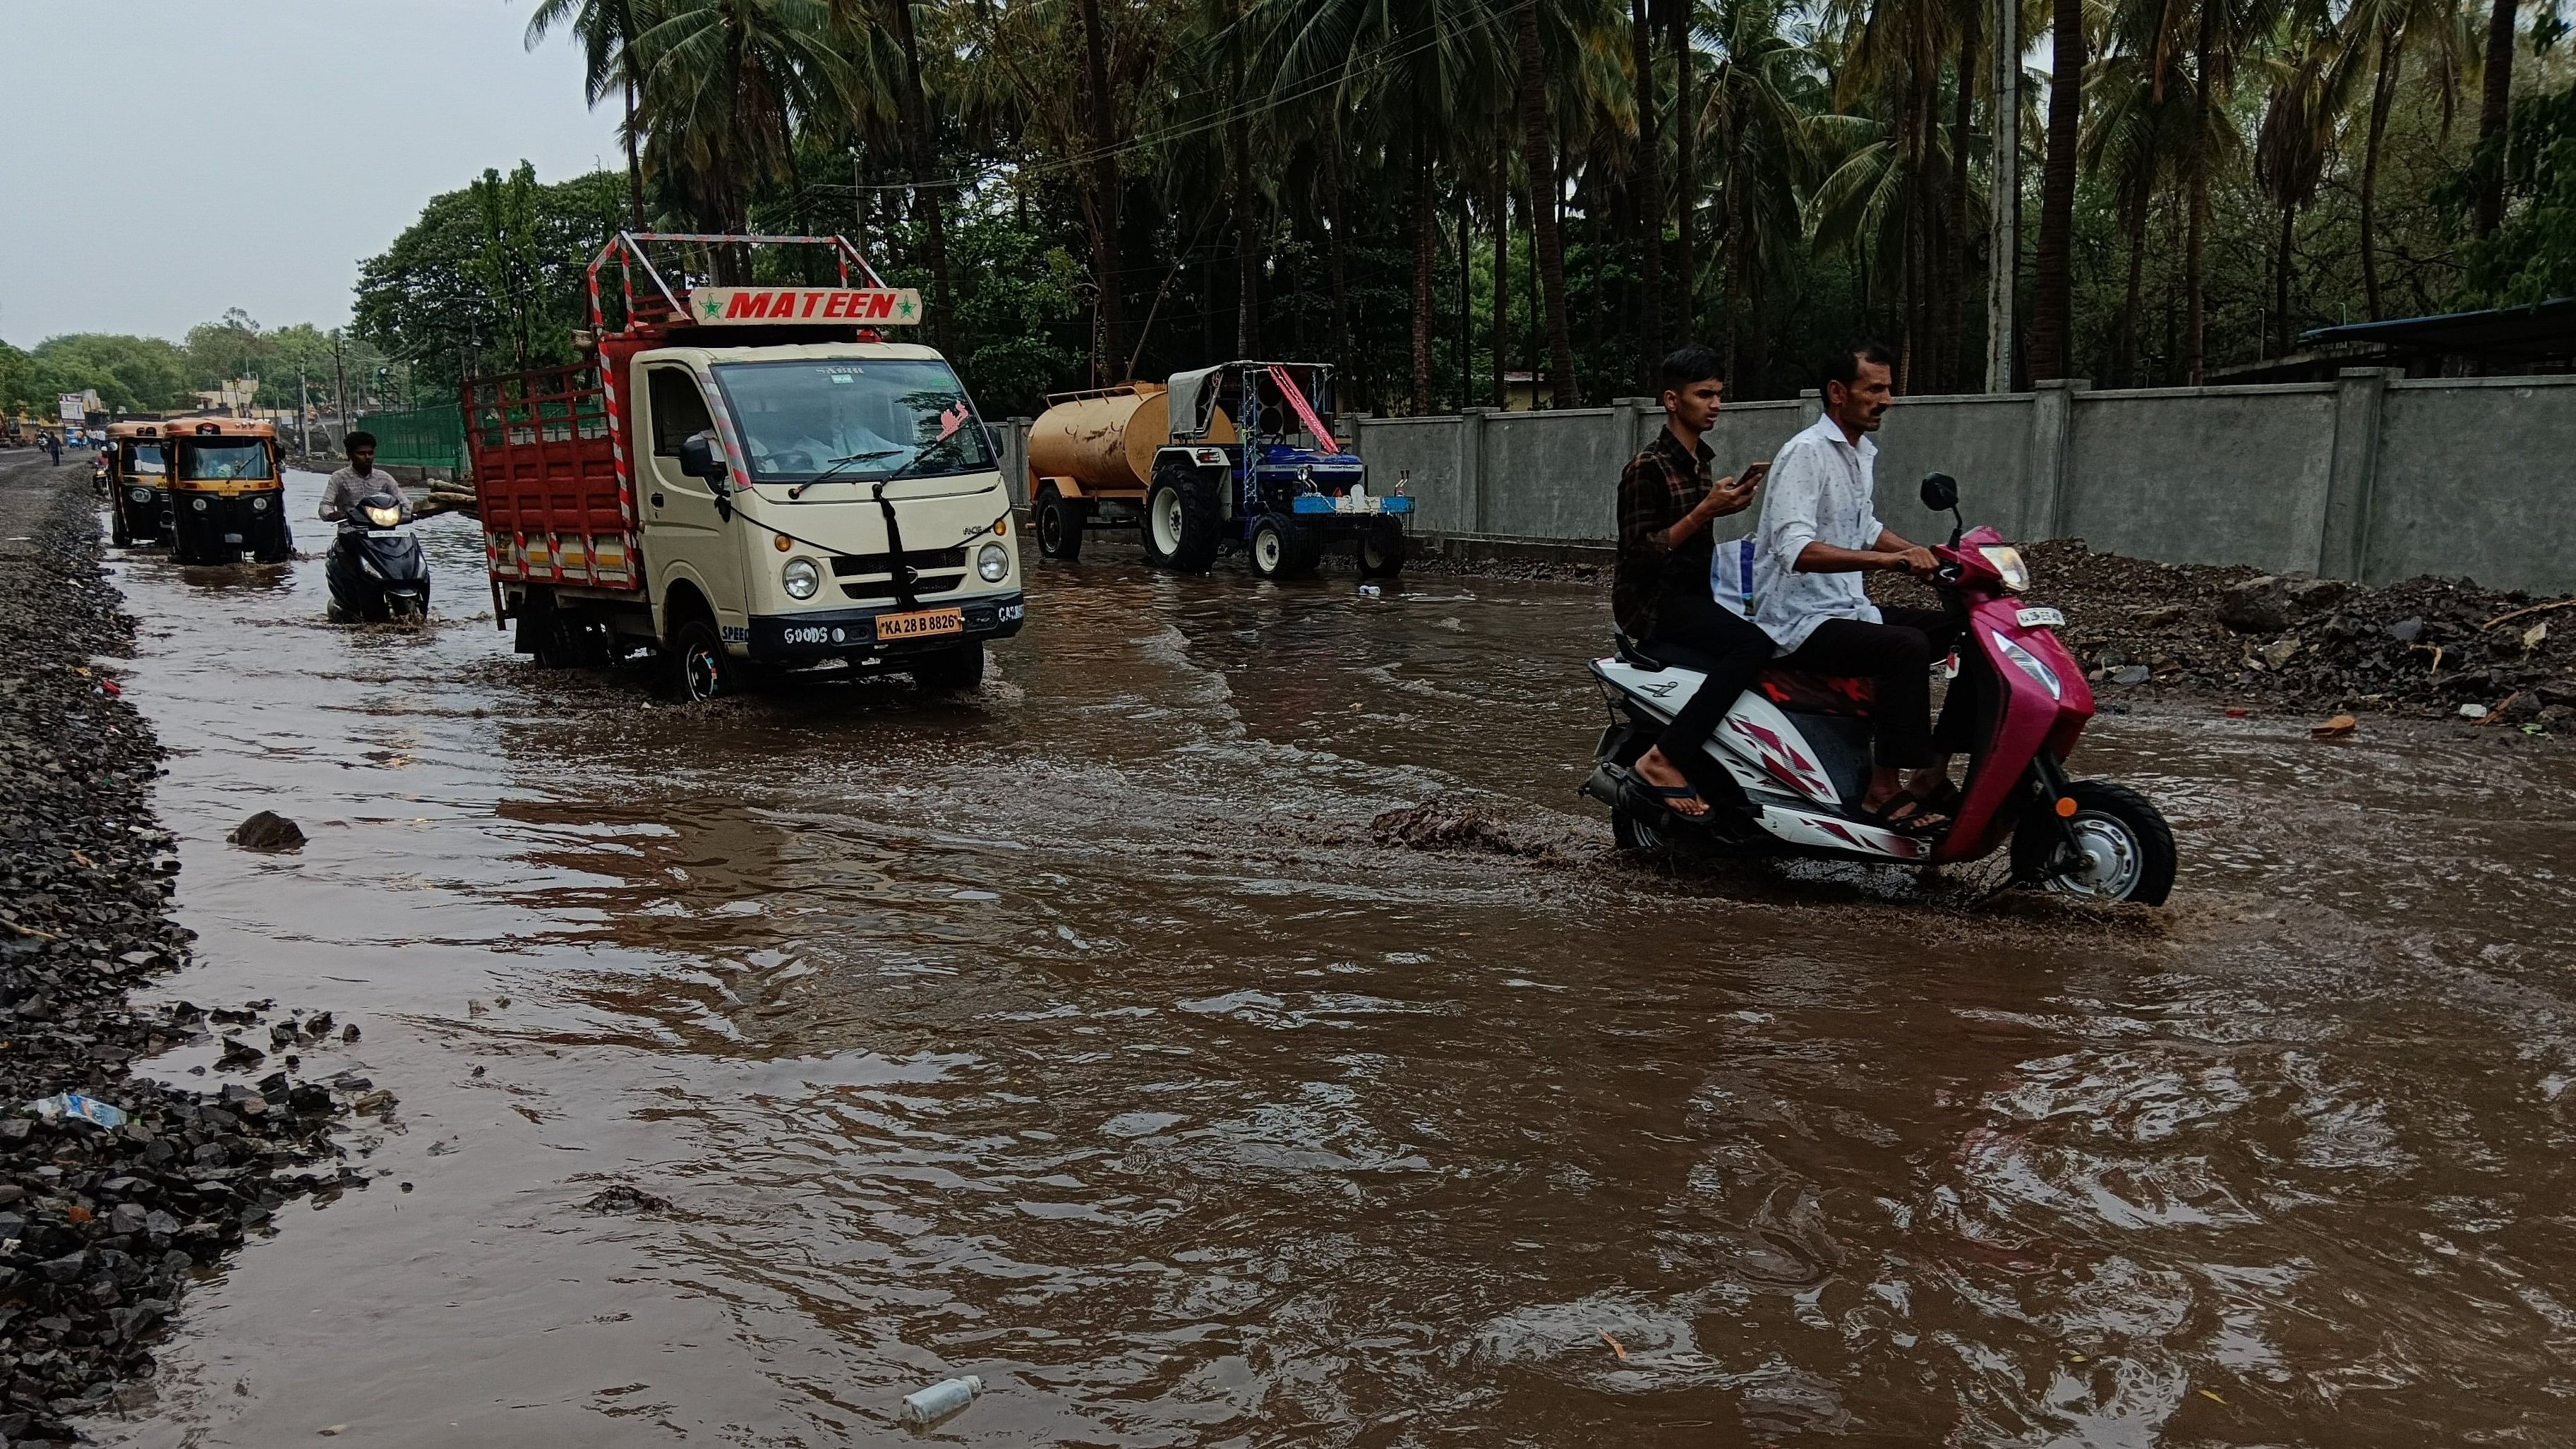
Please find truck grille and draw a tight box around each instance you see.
[831,545,968,601]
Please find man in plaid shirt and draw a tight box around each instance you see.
[1611,347,1774,818]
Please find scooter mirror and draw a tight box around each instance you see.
[1919,471,1958,512]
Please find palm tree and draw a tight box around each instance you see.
[2471,0,2517,236]
[2027,0,2084,380]
[628,0,857,261]
[2253,47,2331,355]
[1630,0,1667,351]
[526,0,649,227]
[2329,0,2462,318]
[1697,0,1817,390]
[2086,46,2191,380]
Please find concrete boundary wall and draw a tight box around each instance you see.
[1335,371,2576,596]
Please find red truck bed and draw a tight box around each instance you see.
[464,359,641,592]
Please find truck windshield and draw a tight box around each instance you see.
[124,443,167,477]
[176,440,274,481]
[711,360,992,484]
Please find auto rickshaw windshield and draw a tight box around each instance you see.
[176,439,275,481]
[123,443,168,477]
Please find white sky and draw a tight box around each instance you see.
[0,0,622,347]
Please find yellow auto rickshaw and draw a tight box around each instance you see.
[104,421,174,548]
[167,418,289,565]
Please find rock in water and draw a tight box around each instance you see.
[227,811,304,852]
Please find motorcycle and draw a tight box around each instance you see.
[90,453,109,499]
[1579,471,2176,905]
[325,492,431,623]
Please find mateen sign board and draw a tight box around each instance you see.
[687,287,922,325]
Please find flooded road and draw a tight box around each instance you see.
[84,471,2576,1445]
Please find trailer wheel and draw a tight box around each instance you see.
[1035,486,1085,561]
[1249,513,1318,580]
[1146,464,1222,573]
[666,616,733,703]
[1357,519,1409,578]
[912,641,986,692]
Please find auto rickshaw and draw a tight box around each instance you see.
[167,418,289,565]
[104,421,174,547]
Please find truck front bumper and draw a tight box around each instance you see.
[742,592,1025,662]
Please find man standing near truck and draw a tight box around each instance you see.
[1612,347,1773,819]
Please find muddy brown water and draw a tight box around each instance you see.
[76,471,2576,1445]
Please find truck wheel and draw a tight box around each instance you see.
[1249,513,1318,580]
[1035,487,1085,561]
[666,616,733,703]
[1146,465,1222,573]
[1357,519,1409,578]
[2009,780,2176,906]
[913,641,986,692]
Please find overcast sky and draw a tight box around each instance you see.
[0,0,621,347]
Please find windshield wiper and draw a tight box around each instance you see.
[786,449,901,500]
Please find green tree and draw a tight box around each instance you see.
[353,168,625,391]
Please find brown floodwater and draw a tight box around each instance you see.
[77,471,2576,1446]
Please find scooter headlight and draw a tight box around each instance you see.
[1992,630,2063,700]
[1978,545,2030,591]
[364,503,402,527]
[781,556,821,600]
[976,542,1009,583]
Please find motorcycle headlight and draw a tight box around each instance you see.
[781,556,820,600]
[976,542,1009,582]
[1978,546,2030,591]
[365,504,402,527]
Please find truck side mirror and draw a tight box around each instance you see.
[1919,471,1958,512]
[679,432,728,486]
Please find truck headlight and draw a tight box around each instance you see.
[782,556,821,599]
[976,543,1009,582]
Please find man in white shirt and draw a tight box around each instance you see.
[1750,340,1959,831]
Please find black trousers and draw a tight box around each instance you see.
[1644,588,1778,774]
[1777,606,1963,769]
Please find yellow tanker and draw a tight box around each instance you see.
[1026,383,1232,560]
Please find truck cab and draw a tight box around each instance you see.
[469,234,1022,701]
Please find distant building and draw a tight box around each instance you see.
[2211,298,2575,383]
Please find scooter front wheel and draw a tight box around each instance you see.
[2011,780,2176,906]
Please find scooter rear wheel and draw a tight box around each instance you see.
[2011,780,2175,906]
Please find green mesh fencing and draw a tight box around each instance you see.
[352,404,466,471]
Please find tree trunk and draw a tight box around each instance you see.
[2474,0,2517,236]
[1630,0,1665,355]
[2361,39,2399,320]
[1723,124,1745,383]
[1985,0,2018,390]
[1229,0,1259,355]
[1669,0,1697,342]
[2119,184,2148,385]
[888,0,954,357]
[2028,0,2083,380]
[1412,128,1437,414]
[623,75,645,229]
[1517,1,1580,408]
[1949,16,1975,390]
[2274,198,2297,356]
[1493,147,1510,406]
[1077,0,1122,382]
[2185,26,2212,384]
[1323,139,1356,407]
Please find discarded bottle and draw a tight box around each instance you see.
[898,1375,982,1427]
[26,1094,127,1129]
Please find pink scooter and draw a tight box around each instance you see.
[1582,471,2177,904]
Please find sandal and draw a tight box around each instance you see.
[1634,780,1711,821]
[1862,793,1951,838]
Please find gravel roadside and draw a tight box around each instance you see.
[0,453,359,1445]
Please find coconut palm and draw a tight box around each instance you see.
[2328,0,2464,318]
[2252,45,2332,354]
[1695,0,1819,390]
[526,0,651,227]
[627,0,861,260]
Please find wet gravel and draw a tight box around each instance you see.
[0,456,358,1443]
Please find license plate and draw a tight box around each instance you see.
[368,529,410,539]
[2016,606,2065,628]
[874,607,963,641]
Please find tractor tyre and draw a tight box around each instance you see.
[1145,462,1223,573]
[1249,512,1318,580]
[1356,519,1409,579]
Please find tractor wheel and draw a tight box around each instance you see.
[1249,512,1318,580]
[1145,464,1222,573]
[1356,519,1409,579]
[1035,486,1085,561]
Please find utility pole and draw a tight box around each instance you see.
[1983,0,2018,393]
[332,331,349,447]
[299,371,311,458]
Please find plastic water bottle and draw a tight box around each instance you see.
[898,1375,982,1426]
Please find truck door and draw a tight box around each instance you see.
[637,363,748,636]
